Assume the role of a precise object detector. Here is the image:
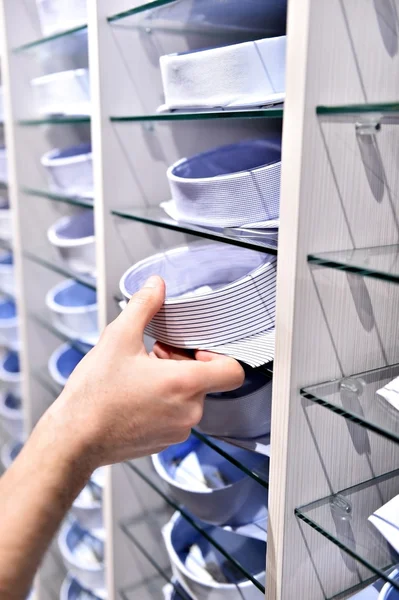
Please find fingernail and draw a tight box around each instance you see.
[143,275,161,289]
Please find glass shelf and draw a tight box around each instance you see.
[120,575,180,600]
[295,468,399,592]
[308,245,399,285]
[124,460,266,595]
[191,429,269,489]
[22,186,94,209]
[13,24,87,53]
[107,0,286,38]
[317,102,399,124]
[18,116,90,126]
[112,206,278,255]
[0,239,12,252]
[30,312,93,355]
[301,362,399,446]
[108,0,177,22]
[120,520,186,600]
[110,107,283,123]
[23,246,96,290]
[31,367,63,398]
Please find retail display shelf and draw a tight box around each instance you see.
[308,245,399,284]
[317,102,399,124]
[112,206,278,255]
[124,460,266,594]
[31,367,63,398]
[106,0,283,39]
[191,428,269,488]
[301,362,399,446]
[120,522,179,599]
[108,0,178,22]
[119,573,176,600]
[30,312,93,355]
[110,107,284,123]
[23,247,96,290]
[0,239,12,252]
[18,116,91,126]
[295,468,399,592]
[22,187,94,210]
[13,24,87,53]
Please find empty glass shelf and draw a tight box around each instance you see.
[19,116,90,126]
[13,24,87,53]
[317,102,399,124]
[124,460,266,594]
[301,362,399,445]
[112,206,278,255]
[308,245,399,284]
[295,468,399,592]
[22,187,94,209]
[110,107,283,122]
[23,246,96,290]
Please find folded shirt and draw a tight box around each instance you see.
[163,138,281,229]
[120,241,276,367]
[377,376,399,411]
[368,493,399,556]
[159,37,286,111]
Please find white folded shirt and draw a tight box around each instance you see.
[376,376,399,411]
[159,37,286,112]
[368,493,399,556]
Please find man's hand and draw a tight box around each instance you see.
[0,275,244,600]
[46,275,245,471]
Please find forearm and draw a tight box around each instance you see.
[0,403,93,600]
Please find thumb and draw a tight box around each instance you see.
[118,276,166,338]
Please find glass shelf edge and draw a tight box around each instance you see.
[23,250,97,290]
[108,0,177,22]
[18,116,90,126]
[30,313,92,354]
[22,186,94,209]
[300,388,399,446]
[13,24,87,53]
[119,523,183,599]
[110,107,283,122]
[112,209,278,255]
[307,253,399,285]
[191,428,269,488]
[124,461,266,594]
[294,508,399,592]
[317,103,399,116]
[297,467,399,514]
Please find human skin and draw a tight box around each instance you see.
[0,275,244,599]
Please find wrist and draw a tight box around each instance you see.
[38,393,96,488]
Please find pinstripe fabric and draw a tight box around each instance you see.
[162,139,281,229]
[120,242,276,367]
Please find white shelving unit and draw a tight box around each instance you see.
[0,1,399,599]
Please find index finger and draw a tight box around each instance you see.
[182,354,245,394]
